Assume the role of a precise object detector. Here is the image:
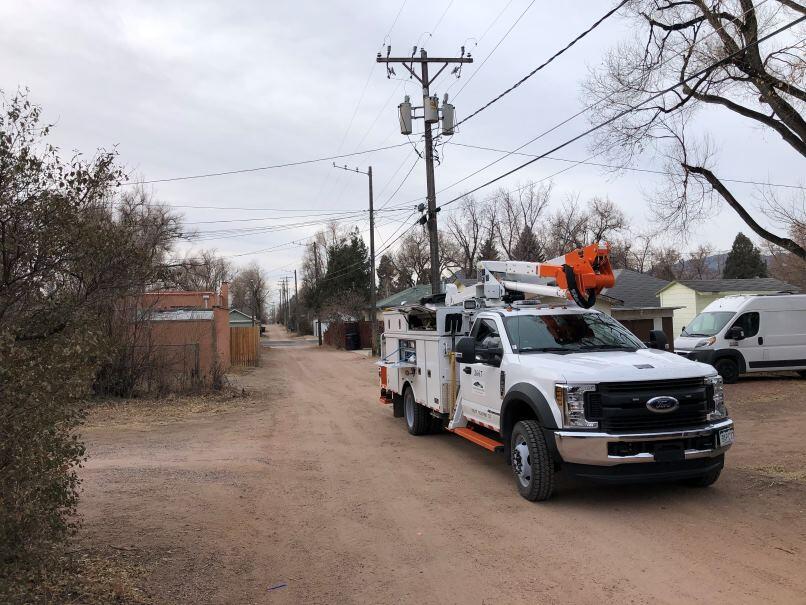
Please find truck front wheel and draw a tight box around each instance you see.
[404,387,430,435]
[511,420,555,501]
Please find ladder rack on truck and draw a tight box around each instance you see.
[377,242,734,501]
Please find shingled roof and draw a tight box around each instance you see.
[602,269,670,309]
[660,278,799,294]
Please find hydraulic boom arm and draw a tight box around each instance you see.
[479,242,615,308]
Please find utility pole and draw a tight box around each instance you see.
[313,243,323,346]
[293,269,298,334]
[333,163,378,356]
[377,47,472,295]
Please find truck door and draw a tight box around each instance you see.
[727,311,764,370]
[459,317,504,430]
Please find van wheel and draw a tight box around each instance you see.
[714,358,739,384]
[684,468,722,487]
[404,387,430,435]
[511,420,554,501]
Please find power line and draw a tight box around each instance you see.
[449,0,537,98]
[377,155,421,211]
[451,142,806,191]
[437,16,806,211]
[454,0,628,128]
[124,142,409,185]
[379,0,777,212]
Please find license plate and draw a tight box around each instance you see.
[718,427,735,447]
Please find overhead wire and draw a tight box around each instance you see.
[453,0,629,128]
[450,142,806,191]
[124,142,409,185]
[435,16,806,211]
[381,0,777,211]
[448,0,538,98]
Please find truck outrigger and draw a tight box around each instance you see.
[377,243,734,501]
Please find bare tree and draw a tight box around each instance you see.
[680,244,718,278]
[545,195,590,258]
[584,0,806,259]
[491,181,552,259]
[394,229,432,288]
[445,195,484,278]
[230,261,269,321]
[168,249,232,291]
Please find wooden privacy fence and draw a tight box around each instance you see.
[230,326,260,366]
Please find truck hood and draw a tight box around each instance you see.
[514,349,715,383]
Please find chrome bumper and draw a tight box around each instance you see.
[554,419,734,466]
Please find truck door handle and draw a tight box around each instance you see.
[758,336,763,345]
[463,367,472,374]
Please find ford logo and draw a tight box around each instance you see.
[646,396,679,414]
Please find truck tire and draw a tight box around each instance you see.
[510,419,554,501]
[714,357,740,384]
[684,467,722,487]
[404,387,430,435]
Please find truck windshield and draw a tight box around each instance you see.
[682,311,735,337]
[504,313,644,354]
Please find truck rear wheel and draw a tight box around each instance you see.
[404,387,430,435]
[511,420,555,501]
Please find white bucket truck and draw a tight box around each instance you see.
[378,244,734,501]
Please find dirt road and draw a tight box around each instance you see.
[80,325,806,604]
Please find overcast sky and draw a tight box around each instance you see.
[2,1,802,301]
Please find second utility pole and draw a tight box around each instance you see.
[333,163,378,356]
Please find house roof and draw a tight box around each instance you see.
[229,308,253,323]
[658,277,799,294]
[603,269,669,309]
[376,285,436,308]
[146,309,213,321]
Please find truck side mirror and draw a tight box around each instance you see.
[456,337,476,363]
[649,330,668,351]
[727,326,745,340]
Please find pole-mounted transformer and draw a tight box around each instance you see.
[423,94,439,124]
[441,93,455,135]
[399,95,413,135]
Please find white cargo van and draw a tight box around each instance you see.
[675,294,806,382]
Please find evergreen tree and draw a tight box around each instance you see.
[376,253,397,298]
[511,226,543,261]
[477,232,499,263]
[723,232,768,279]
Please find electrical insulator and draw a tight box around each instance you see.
[441,93,455,135]
[398,95,412,135]
[423,94,439,124]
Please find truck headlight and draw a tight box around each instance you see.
[695,336,716,348]
[555,384,598,429]
[705,375,727,420]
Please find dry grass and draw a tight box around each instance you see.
[744,464,806,484]
[0,547,152,605]
[85,385,256,427]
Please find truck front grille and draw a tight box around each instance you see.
[585,378,711,432]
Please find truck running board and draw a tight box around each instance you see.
[451,427,504,453]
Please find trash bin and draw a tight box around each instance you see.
[345,332,360,350]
